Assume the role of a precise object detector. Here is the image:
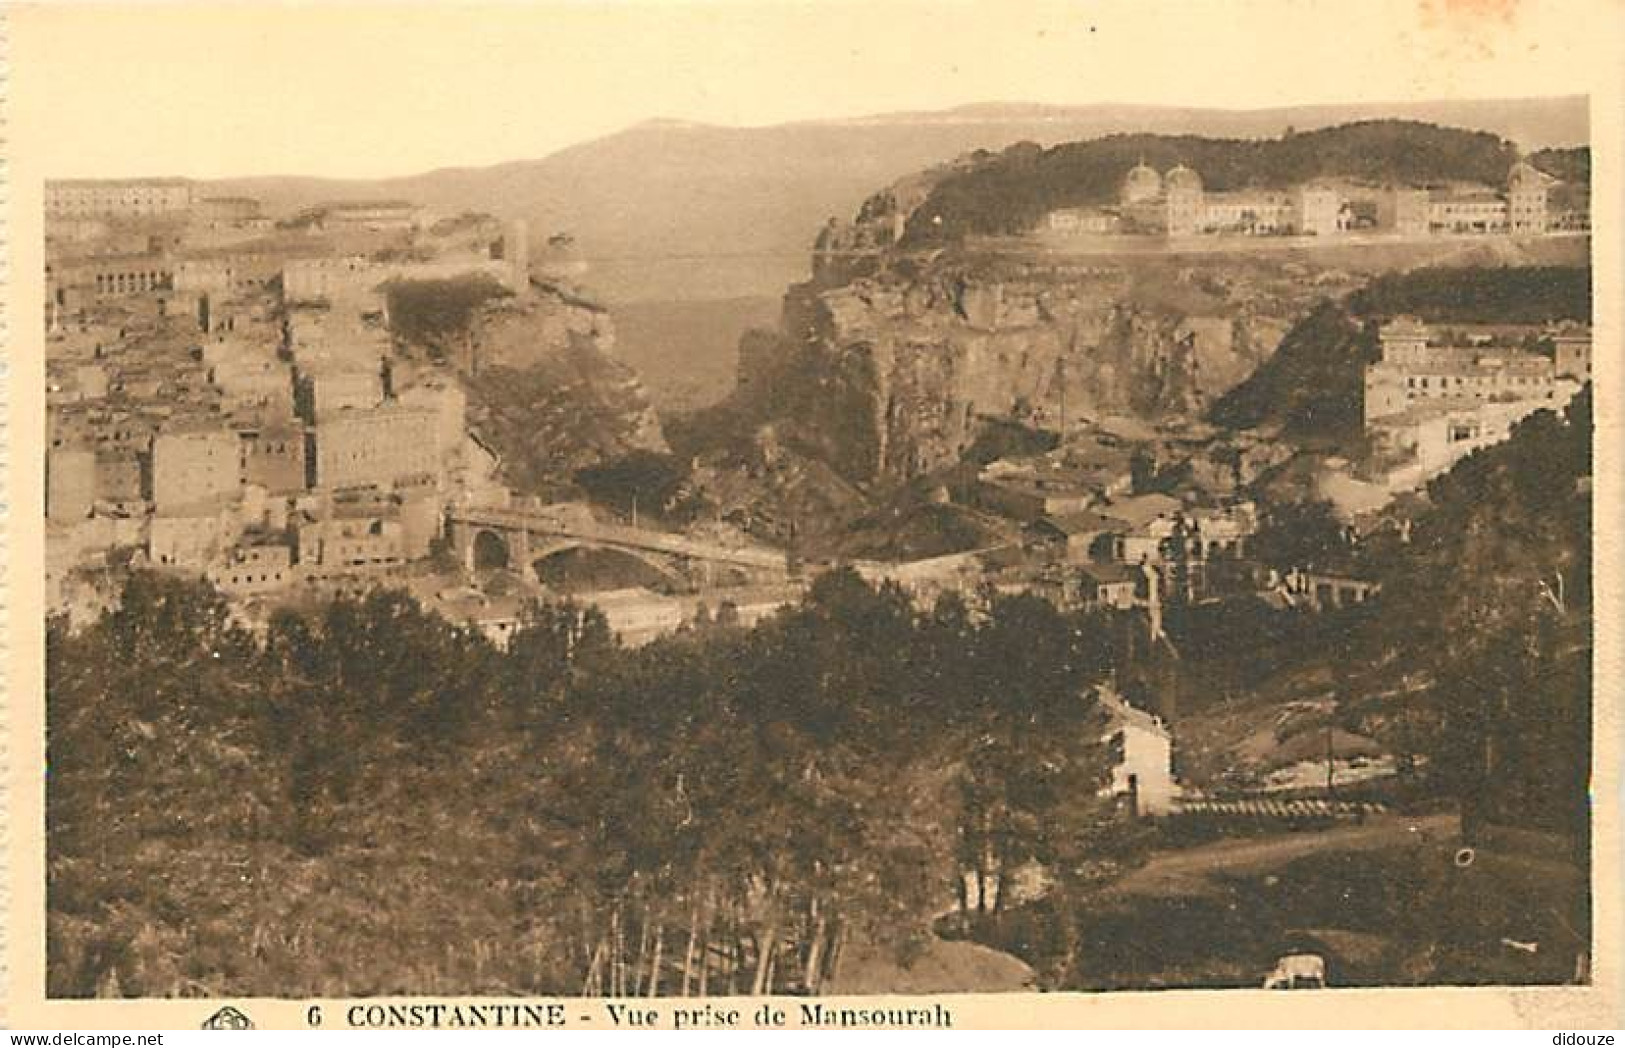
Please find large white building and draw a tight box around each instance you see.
[1095,164,1349,237]
[1363,317,1586,488]
[46,178,194,219]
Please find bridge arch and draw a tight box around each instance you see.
[530,540,685,594]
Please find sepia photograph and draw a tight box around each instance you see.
[5,0,1621,1030]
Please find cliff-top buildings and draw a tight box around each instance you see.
[1044,157,1585,239]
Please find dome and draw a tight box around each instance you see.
[1122,162,1164,204]
[1165,164,1204,192]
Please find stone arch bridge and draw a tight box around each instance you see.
[447,503,790,589]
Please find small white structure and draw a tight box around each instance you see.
[1095,683,1178,816]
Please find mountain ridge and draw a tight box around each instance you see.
[199,97,1587,302]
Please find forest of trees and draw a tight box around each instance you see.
[47,569,1133,998]
[1356,387,1593,848]
[902,121,1551,244]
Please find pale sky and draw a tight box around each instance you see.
[7,0,1609,180]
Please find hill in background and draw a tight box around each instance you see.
[902,122,1588,243]
[202,97,1587,303]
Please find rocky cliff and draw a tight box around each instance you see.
[391,277,667,497]
[737,254,1319,485]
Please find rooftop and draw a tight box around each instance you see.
[1098,492,1182,529]
[48,177,191,189]
[1035,510,1123,537]
[1080,562,1141,585]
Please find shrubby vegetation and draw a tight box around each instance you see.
[1529,146,1590,188]
[48,570,1128,997]
[1346,265,1592,324]
[1359,387,1592,846]
[385,275,512,349]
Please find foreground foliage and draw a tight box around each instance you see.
[48,571,1121,997]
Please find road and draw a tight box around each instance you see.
[1105,813,1459,899]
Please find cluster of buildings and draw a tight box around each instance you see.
[44,177,803,653]
[1362,316,1591,488]
[846,426,1263,654]
[977,431,1259,609]
[1044,158,1586,240]
[45,179,424,232]
[46,301,498,627]
[43,180,543,630]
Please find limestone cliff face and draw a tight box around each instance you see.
[420,282,667,496]
[747,259,1311,484]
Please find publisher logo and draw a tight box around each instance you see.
[202,1006,255,1030]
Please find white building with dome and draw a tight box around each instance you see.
[1044,157,1573,241]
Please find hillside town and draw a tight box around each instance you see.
[45,181,802,646]
[43,120,1595,996]
[44,155,1593,829]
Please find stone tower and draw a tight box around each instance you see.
[1163,165,1205,236]
[1507,159,1549,236]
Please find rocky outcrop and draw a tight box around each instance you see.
[465,281,624,373]
[742,256,1331,485]
[405,280,667,497]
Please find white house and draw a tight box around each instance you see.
[1096,683,1178,816]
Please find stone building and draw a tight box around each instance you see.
[303,367,383,422]
[151,428,242,514]
[1294,185,1345,236]
[309,200,421,231]
[1379,160,1570,237]
[296,513,407,572]
[1045,207,1119,235]
[395,379,468,464]
[1200,190,1294,235]
[241,421,307,495]
[1077,562,1141,610]
[1109,162,1346,237]
[45,178,193,219]
[149,509,241,570]
[1163,165,1206,236]
[46,447,96,522]
[48,254,175,301]
[1427,191,1508,234]
[93,449,145,504]
[1381,187,1432,236]
[1549,323,1593,382]
[1507,160,1553,235]
[310,405,441,490]
[1363,317,1581,488]
[208,544,294,597]
[1122,161,1164,205]
[282,257,380,302]
[192,197,263,223]
[1363,318,1566,427]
